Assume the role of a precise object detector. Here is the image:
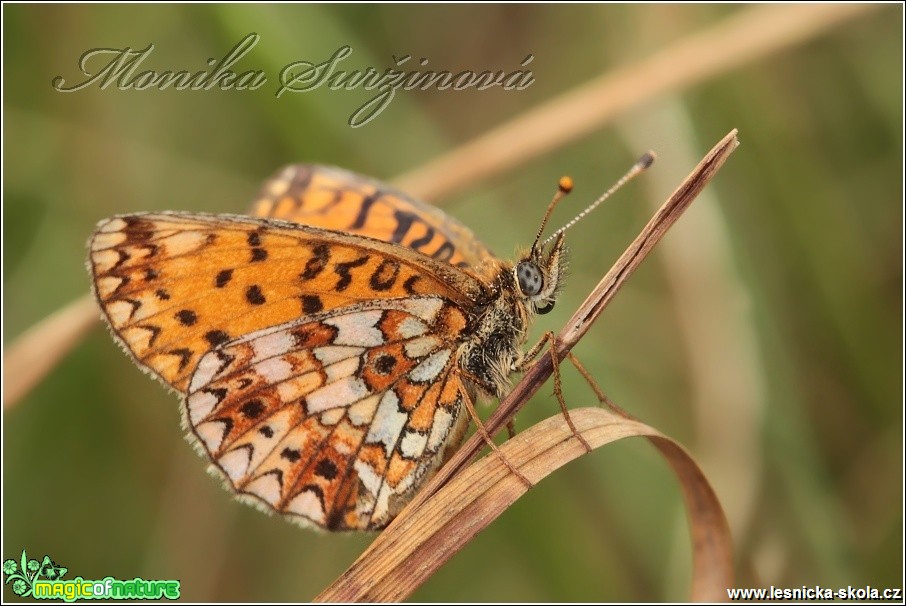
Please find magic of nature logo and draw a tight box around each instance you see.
[3,549,180,602]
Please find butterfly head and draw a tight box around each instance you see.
[513,152,656,316]
[510,174,575,316]
[514,232,567,315]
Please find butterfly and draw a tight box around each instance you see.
[88,159,649,531]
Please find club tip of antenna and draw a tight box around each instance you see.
[558,176,574,193]
[639,151,656,169]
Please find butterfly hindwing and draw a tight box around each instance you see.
[88,212,485,393]
[184,297,472,530]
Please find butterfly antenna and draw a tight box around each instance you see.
[531,176,573,255]
[541,151,655,247]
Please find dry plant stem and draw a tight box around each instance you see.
[3,294,98,408]
[394,4,875,201]
[417,129,739,500]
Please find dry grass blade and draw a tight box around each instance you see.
[394,4,875,201]
[317,131,739,601]
[317,407,733,602]
[3,294,98,408]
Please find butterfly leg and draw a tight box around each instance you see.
[520,330,553,366]
[565,351,634,419]
[520,332,593,453]
[506,420,517,439]
[461,391,533,489]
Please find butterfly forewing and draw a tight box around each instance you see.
[89,212,485,392]
[185,297,471,530]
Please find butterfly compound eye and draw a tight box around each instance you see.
[515,261,544,297]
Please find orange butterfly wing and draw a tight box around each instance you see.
[250,164,496,269]
[88,212,486,393]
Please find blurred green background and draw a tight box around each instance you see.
[3,4,901,601]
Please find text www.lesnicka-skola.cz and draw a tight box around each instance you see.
[727,585,902,601]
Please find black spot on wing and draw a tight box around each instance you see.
[300,244,329,280]
[281,447,301,462]
[369,258,400,291]
[204,330,230,347]
[403,275,420,295]
[215,269,233,288]
[315,458,338,480]
[300,295,323,314]
[246,285,266,305]
[333,256,369,292]
[390,210,416,244]
[240,399,265,419]
[409,225,435,250]
[176,310,197,326]
[373,354,397,375]
[349,191,382,230]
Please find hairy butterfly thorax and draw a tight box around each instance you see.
[459,233,568,399]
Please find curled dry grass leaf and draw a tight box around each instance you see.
[317,406,733,602]
[318,131,739,601]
